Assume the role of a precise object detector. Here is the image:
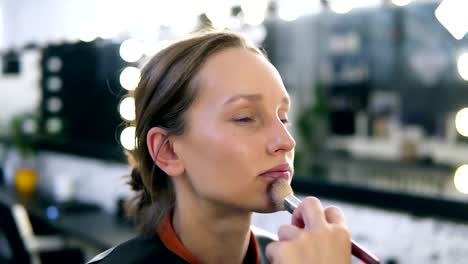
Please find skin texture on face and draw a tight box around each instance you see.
[171,48,296,214]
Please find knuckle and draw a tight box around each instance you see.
[303,227,327,240]
[325,206,345,221]
[325,205,342,214]
[334,226,351,241]
[302,196,321,207]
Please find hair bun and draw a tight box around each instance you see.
[129,167,144,191]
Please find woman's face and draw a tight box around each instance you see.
[172,48,295,213]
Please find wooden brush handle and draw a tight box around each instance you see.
[351,239,380,264]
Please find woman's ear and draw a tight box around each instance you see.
[147,127,185,177]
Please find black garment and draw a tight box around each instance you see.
[88,233,273,264]
[88,235,185,264]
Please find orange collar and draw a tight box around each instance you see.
[156,212,260,264]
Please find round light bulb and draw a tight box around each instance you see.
[120,126,136,150]
[46,118,63,134]
[454,165,468,194]
[241,0,268,26]
[47,97,63,113]
[204,0,231,29]
[47,57,63,72]
[277,0,321,22]
[119,97,136,121]
[22,119,38,135]
[119,67,140,91]
[457,53,468,81]
[392,0,412,7]
[47,77,62,92]
[278,5,301,22]
[120,39,144,63]
[330,2,353,14]
[455,107,468,137]
[79,31,97,42]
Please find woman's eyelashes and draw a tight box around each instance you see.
[233,116,256,123]
[232,115,290,126]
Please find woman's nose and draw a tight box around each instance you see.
[266,120,296,155]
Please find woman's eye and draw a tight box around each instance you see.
[234,117,255,123]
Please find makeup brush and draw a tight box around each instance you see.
[271,180,380,264]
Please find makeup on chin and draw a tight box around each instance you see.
[270,180,381,264]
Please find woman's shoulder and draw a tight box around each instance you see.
[87,234,188,264]
[87,226,276,264]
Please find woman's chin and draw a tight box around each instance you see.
[252,203,284,213]
[255,208,282,214]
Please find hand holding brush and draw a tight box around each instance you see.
[266,179,380,264]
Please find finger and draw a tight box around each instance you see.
[292,196,326,230]
[278,224,301,241]
[324,206,347,227]
[265,241,280,262]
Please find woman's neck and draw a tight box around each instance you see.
[172,196,253,264]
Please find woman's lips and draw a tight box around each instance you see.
[259,163,291,181]
[260,171,291,181]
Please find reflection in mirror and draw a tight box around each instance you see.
[0,50,41,139]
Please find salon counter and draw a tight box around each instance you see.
[3,174,468,252]
[292,177,468,223]
[0,186,136,250]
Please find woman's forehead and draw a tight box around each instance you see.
[194,48,287,103]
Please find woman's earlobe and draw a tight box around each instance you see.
[146,127,184,177]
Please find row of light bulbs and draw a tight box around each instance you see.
[78,0,465,43]
[436,0,468,195]
[453,104,468,194]
[42,56,65,135]
[118,39,140,150]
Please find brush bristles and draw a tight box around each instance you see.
[270,179,293,210]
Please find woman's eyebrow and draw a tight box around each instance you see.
[224,94,290,105]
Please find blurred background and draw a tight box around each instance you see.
[0,0,468,263]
